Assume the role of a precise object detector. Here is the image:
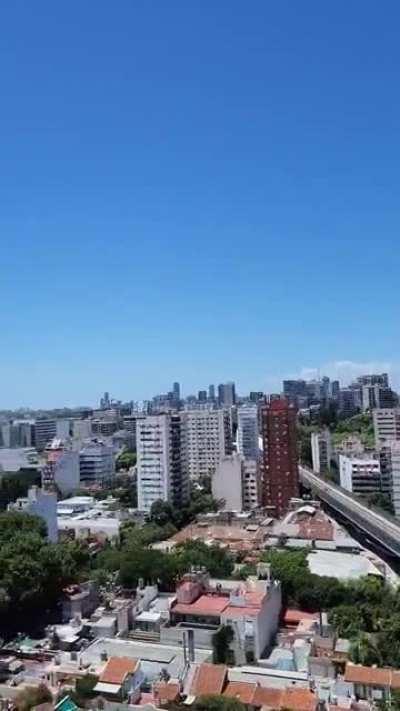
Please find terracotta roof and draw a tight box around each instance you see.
[253,686,283,708]
[280,688,318,711]
[99,657,138,685]
[191,663,227,696]
[154,681,180,703]
[223,681,258,705]
[223,605,259,618]
[173,594,229,617]
[345,664,392,686]
[284,609,319,625]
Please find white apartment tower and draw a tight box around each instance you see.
[137,414,189,512]
[311,430,332,474]
[373,408,400,448]
[184,409,231,480]
[339,454,388,496]
[237,404,259,459]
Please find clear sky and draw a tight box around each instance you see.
[1,1,400,407]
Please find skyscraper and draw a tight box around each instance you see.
[218,382,236,407]
[237,404,259,459]
[173,382,181,401]
[208,384,215,400]
[261,398,299,516]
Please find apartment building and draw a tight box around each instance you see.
[41,438,80,496]
[79,439,115,486]
[185,409,231,480]
[137,414,189,512]
[237,404,259,459]
[373,408,400,447]
[311,430,332,474]
[35,418,71,450]
[339,454,389,496]
[261,399,299,516]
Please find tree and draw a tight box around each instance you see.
[116,450,137,471]
[174,540,234,578]
[212,625,235,665]
[193,695,245,711]
[15,683,52,711]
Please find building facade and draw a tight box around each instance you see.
[311,430,332,474]
[136,414,189,512]
[373,408,400,447]
[339,454,388,496]
[185,409,231,480]
[261,399,299,516]
[79,440,115,486]
[237,404,259,459]
[35,418,71,450]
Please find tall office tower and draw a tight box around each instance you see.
[136,414,189,512]
[261,399,299,516]
[237,404,259,459]
[173,382,181,401]
[361,384,398,411]
[321,376,331,401]
[311,430,332,474]
[208,384,215,400]
[79,440,115,486]
[330,380,340,400]
[357,373,389,388]
[198,390,208,402]
[283,380,307,403]
[34,419,71,451]
[218,382,236,407]
[184,409,232,480]
[338,388,359,418]
[100,391,111,410]
[373,408,400,447]
[249,391,264,403]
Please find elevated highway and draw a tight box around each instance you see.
[299,465,400,558]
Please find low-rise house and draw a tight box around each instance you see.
[94,656,143,701]
[345,663,400,702]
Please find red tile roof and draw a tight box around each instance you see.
[99,657,138,685]
[173,594,229,617]
[154,681,180,703]
[190,663,228,696]
[284,609,319,625]
[223,681,257,705]
[253,686,283,708]
[223,605,259,618]
[280,688,318,711]
[345,663,396,687]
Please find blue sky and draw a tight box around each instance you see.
[1,1,400,407]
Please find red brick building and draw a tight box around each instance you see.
[261,398,299,516]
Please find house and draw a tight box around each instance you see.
[94,656,143,700]
[344,663,400,702]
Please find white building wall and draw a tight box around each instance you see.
[137,415,170,512]
[212,454,243,511]
[185,409,230,480]
[373,409,400,447]
[9,486,58,542]
[389,442,400,518]
[243,459,260,510]
[53,450,80,495]
[311,430,332,473]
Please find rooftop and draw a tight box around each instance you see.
[99,656,139,684]
[190,663,227,696]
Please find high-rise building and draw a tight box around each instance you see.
[357,373,389,388]
[339,454,388,496]
[261,399,299,516]
[173,382,181,401]
[283,380,307,402]
[373,408,400,448]
[198,390,207,402]
[311,430,332,474]
[385,442,400,518]
[34,419,71,451]
[361,385,397,411]
[100,391,111,410]
[249,391,264,403]
[218,382,236,407]
[185,409,231,480]
[338,388,359,418]
[136,414,189,512]
[237,404,259,459]
[208,384,215,400]
[79,440,115,486]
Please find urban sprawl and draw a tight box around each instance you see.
[2,374,400,711]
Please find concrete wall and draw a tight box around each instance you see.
[160,624,214,650]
